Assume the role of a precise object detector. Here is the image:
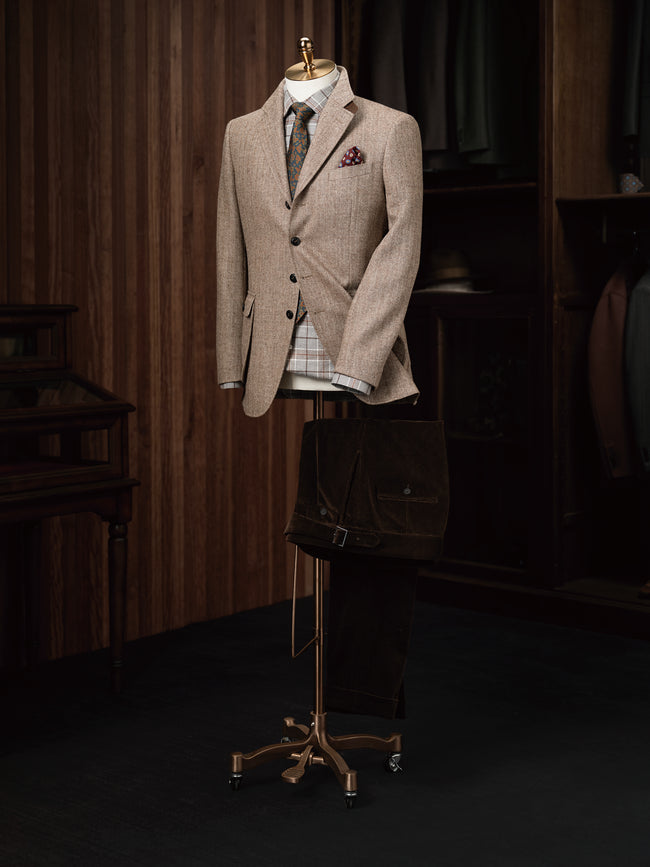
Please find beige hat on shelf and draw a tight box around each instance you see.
[418,249,482,293]
[427,248,474,283]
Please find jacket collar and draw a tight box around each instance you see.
[259,66,357,202]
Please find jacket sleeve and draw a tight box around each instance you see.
[333,112,422,388]
[216,121,248,385]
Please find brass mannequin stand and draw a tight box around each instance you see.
[229,393,403,808]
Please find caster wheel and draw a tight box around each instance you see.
[384,752,403,774]
[229,774,242,791]
[280,736,292,743]
[344,792,357,809]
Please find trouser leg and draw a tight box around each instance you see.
[325,556,418,719]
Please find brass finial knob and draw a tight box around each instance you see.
[285,35,336,81]
[298,37,315,72]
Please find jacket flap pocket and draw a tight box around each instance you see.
[377,489,438,504]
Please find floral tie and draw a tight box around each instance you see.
[287,102,314,197]
[287,102,314,321]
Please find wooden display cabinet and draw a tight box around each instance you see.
[341,0,650,632]
[0,305,138,690]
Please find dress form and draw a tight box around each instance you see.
[281,38,339,394]
[229,39,404,807]
[285,65,339,102]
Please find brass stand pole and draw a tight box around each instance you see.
[313,392,325,717]
[229,392,403,808]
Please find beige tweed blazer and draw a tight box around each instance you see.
[216,67,422,418]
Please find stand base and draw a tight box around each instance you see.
[229,712,402,807]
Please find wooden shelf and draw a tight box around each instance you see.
[445,431,526,447]
[556,193,650,233]
[556,192,650,202]
[409,290,537,315]
[425,180,537,197]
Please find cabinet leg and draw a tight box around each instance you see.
[108,522,128,694]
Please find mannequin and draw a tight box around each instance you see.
[218,36,350,399]
[239,39,351,397]
[281,39,366,396]
[221,35,424,805]
[284,37,339,101]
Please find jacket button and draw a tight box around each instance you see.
[290,236,301,246]
[290,274,297,283]
[286,310,294,319]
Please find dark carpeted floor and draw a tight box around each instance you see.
[2,597,650,866]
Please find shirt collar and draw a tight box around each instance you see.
[283,71,340,118]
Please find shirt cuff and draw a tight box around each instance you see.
[331,372,372,395]
[220,381,244,389]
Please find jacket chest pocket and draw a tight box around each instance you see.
[326,164,372,183]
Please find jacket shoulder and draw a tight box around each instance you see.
[351,96,418,129]
[226,107,265,132]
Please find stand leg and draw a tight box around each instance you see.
[282,716,310,739]
[108,522,127,695]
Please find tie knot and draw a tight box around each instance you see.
[292,102,315,124]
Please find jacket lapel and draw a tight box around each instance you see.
[259,81,292,201]
[293,68,357,199]
[258,67,357,203]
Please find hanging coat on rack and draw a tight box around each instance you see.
[587,263,642,479]
[625,267,650,474]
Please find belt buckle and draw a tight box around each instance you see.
[332,525,348,547]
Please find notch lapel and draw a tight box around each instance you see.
[257,67,357,203]
[259,82,292,202]
[293,68,357,200]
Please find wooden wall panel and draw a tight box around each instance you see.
[1,0,336,666]
[551,0,616,200]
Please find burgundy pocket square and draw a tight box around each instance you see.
[338,146,364,167]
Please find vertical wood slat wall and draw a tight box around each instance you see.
[0,0,336,666]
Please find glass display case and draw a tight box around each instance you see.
[0,306,134,494]
[0,305,137,692]
[0,371,134,494]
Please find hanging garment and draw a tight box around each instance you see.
[285,417,449,719]
[326,556,418,719]
[622,0,650,159]
[354,0,450,154]
[625,267,650,474]
[588,263,643,479]
[455,0,538,175]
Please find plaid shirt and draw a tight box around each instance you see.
[220,77,371,396]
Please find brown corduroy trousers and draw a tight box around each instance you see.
[285,418,449,718]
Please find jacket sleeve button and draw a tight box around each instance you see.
[290,274,298,283]
[286,310,294,319]
[290,236,301,246]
